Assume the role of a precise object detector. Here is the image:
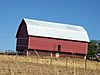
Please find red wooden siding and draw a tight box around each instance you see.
[28,36,88,54]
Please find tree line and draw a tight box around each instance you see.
[88,40,100,57]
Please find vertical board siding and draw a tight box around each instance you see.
[16,21,28,50]
[28,36,88,54]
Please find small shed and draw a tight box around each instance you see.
[16,18,89,57]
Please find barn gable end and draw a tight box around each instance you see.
[16,20,29,53]
[16,20,28,38]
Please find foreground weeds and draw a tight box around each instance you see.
[0,55,100,75]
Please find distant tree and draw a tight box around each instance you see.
[88,40,99,56]
[97,40,100,51]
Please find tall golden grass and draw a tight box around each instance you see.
[0,55,100,75]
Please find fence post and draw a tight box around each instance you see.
[73,53,76,75]
[84,56,87,70]
[65,58,68,71]
[45,58,46,65]
[96,61,98,72]
[50,57,52,66]
[15,51,18,61]
[36,57,38,64]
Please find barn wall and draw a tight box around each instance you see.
[16,38,28,50]
[16,20,28,51]
[28,36,88,54]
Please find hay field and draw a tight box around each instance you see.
[0,55,100,75]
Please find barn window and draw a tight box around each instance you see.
[58,45,61,52]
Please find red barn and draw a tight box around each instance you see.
[16,18,89,57]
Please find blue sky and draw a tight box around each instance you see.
[0,0,100,51]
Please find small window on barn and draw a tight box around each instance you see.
[58,45,61,52]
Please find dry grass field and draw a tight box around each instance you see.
[0,55,100,75]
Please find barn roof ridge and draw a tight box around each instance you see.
[23,18,85,32]
[22,18,90,42]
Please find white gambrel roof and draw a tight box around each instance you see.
[23,18,89,42]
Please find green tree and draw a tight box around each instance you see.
[88,40,98,56]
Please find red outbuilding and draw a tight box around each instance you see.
[16,18,89,57]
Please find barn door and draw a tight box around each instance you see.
[58,45,61,52]
[55,45,61,57]
[54,44,61,51]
